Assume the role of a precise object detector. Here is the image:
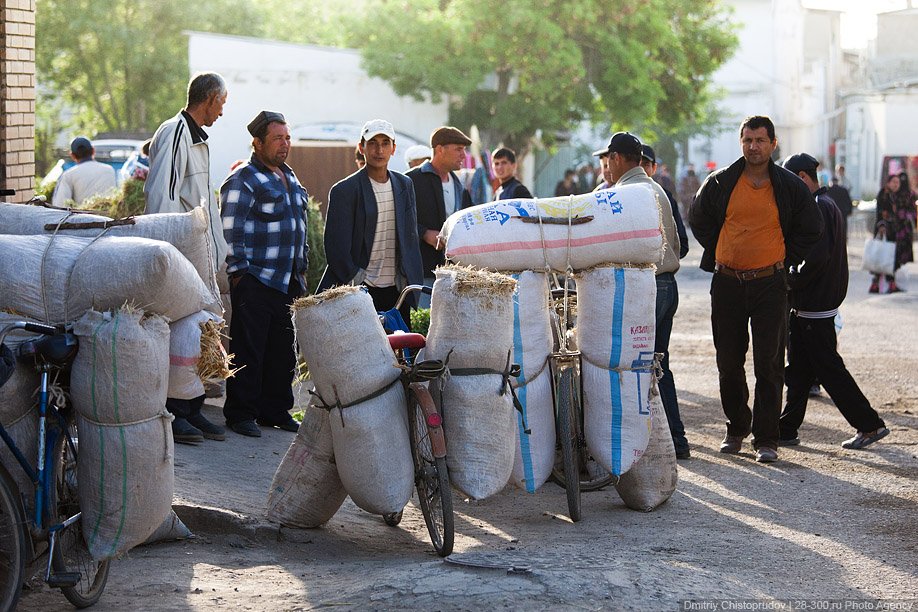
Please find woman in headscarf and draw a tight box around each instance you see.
[871,173,915,293]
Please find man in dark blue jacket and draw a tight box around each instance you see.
[778,153,889,450]
[318,119,424,322]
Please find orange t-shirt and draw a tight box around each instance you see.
[715,174,785,270]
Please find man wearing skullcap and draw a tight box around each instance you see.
[219,111,309,438]
[145,71,229,444]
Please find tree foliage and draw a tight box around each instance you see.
[350,0,738,154]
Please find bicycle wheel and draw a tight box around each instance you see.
[556,367,582,522]
[52,424,110,608]
[408,387,454,557]
[0,464,27,612]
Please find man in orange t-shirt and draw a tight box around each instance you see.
[689,115,822,463]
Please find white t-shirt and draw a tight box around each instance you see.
[52,160,117,206]
[442,176,457,215]
[365,177,398,288]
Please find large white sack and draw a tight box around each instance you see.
[439,373,516,500]
[329,383,414,515]
[576,265,657,368]
[581,360,653,477]
[0,204,220,306]
[0,408,38,514]
[0,234,213,324]
[510,368,555,493]
[441,185,663,272]
[168,310,222,400]
[426,266,517,371]
[76,410,174,561]
[615,393,677,512]
[0,314,39,426]
[266,406,348,528]
[294,287,401,408]
[71,309,170,424]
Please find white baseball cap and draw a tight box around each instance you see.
[361,119,396,142]
[404,144,432,165]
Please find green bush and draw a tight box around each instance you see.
[69,178,146,218]
[305,196,326,295]
[34,178,55,201]
[410,308,430,335]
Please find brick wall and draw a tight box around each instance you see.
[0,0,36,202]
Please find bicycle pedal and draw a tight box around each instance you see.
[47,571,81,588]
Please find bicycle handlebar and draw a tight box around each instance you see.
[0,322,62,348]
[394,284,433,311]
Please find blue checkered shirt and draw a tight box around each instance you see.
[220,155,309,293]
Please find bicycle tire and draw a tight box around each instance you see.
[52,423,110,608]
[557,367,582,522]
[0,463,27,612]
[408,389,454,557]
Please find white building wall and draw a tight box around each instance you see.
[186,32,449,182]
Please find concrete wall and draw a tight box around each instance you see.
[186,32,448,186]
[0,0,35,201]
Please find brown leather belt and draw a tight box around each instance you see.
[715,261,784,281]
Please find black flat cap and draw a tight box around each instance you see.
[782,153,819,175]
[247,110,286,137]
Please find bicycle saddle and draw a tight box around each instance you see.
[17,333,79,366]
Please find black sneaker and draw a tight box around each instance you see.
[172,417,204,445]
[187,413,226,441]
[229,420,262,438]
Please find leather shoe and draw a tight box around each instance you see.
[187,413,226,441]
[755,447,778,463]
[257,416,299,433]
[719,435,744,454]
[777,437,800,447]
[674,445,691,460]
[229,420,262,438]
[172,417,204,445]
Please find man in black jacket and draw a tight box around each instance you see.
[492,147,533,200]
[406,126,473,302]
[689,115,823,463]
[778,153,889,450]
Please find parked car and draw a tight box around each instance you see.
[40,139,145,189]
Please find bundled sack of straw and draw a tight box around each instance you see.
[0,203,222,311]
[76,409,174,560]
[267,406,348,528]
[168,310,229,400]
[70,308,170,424]
[615,392,677,512]
[69,308,174,560]
[575,265,656,477]
[0,234,213,325]
[439,184,663,272]
[425,266,518,499]
[506,271,555,494]
[294,287,413,515]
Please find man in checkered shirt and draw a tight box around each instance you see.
[220,110,308,438]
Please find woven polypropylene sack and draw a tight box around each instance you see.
[0,201,107,234]
[438,373,515,500]
[425,266,517,371]
[71,309,169,425]
[329,383,414,515]
[76,410,174,561]
[0,314,39,427]
[441,184,663,272]
[0,408,38,514]
[267,407,348,528]
[167,310,221,401]
[293,287,401,408]
[509,368,555,493]
[615,393,677,511]
[0,234,212,324]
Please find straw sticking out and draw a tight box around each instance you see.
[197,319,239,380]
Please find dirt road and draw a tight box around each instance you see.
[17,238,918,611]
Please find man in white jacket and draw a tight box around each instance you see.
[145,72,228,444]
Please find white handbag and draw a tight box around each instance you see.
[862,233,896,276]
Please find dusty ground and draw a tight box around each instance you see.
[17,235,918,611]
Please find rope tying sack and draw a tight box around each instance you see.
[446,348,530,434]
[309,376,403,428]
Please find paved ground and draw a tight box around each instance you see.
[16,233,918,611]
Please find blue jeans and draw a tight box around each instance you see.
[655,273,688,451]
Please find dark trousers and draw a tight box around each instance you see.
[780,314,884,438]
[710,272,788,449]
[166,395,205,420]
[655,273,688,451]
[224,275,302,426]
[365,284,411,327]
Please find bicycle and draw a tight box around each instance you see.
[546,276,617,523]
[376,285,454,557]
[0,321,110,610]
